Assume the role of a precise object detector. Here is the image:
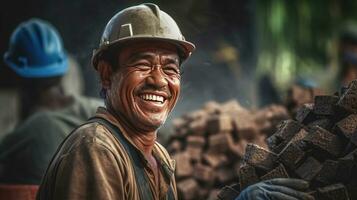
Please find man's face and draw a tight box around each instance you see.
[107,41,181,132]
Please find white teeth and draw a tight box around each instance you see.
[140,94,165,103]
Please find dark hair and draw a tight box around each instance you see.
[19,76,63,119]
[96,46,121,99]
[97,45,121,71]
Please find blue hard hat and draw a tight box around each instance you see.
[3,18,68,78]
[295,77,317,89]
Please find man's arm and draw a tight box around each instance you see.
[52,142,126,200]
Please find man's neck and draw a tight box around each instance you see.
[129,131,157,157]
[20,86,73,120]
[107,105,157,157]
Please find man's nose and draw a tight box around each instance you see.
[146,65,168,88]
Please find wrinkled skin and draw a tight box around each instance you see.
[98,41,181,134]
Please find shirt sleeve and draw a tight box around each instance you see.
[52,142,127,200]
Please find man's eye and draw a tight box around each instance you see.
[163,65,180,75]
[134,63,151,70]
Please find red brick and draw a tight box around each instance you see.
[288,85,314,107]
[307,118,333,130]
[183,110,206,121]
[167,139,182,154]
[207,114,233,134]
[197,187,209,200]
[227,140,247,159]
[203,153,229,168]
[336,114,357,139]
[177,178,199,200]
[203,101,221,115]
[208,133,235,153]
[313,160,338,185]
[186,146,202,162]
[304,126,344,158]
[238,164,260,189]
[216,184,240,200]
[232,116,258,142]
[267,120,302,153]
[317,183,350,200]
[220,100,247,115]
[193,163,215,184]
[336,157,356,183]
[243,143,278,171]
[188,118,207,135]
[278,141,306,170]
[313,95,339,115]
[295,157,322,181]
[173,118,186,130]
[216,167,237,184]
[337,80,357,113]
[186,135,206,148]
[173,152,193,178]
[255,105,289,135]
[207,189,220,200]
[260,164,289,181]
[295,103,315,124]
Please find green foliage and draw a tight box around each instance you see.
[256,0,357,90]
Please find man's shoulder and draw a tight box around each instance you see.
[59,121,118,154]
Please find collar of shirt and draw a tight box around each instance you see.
[94,106,175,183]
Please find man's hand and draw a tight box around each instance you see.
[235,178,314,200]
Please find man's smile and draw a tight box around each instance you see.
[135,91,170,112]
[139,93,165,103]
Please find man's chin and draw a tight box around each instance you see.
[134,105,168,130]
[139,117,166,131]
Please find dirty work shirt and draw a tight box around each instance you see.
[36,107,177,200]
[0,95,103,184]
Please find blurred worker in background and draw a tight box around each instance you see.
[0,18,102,198]
[285,77,323,117]
[338,23,357,87]
[257,74,282,107]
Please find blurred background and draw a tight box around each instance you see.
[1,0,357,137]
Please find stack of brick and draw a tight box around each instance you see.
[167,100,289,200]
[218,80,357,200]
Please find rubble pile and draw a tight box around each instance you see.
[167,100,289,200]
[218,80,357,200]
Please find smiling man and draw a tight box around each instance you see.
[36,3,194,200]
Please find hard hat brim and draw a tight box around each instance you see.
[92,36,195,70]
[3,52,68,78]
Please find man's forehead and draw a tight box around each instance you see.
[120,41,180,58]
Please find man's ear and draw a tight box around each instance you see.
[97,60,113,89]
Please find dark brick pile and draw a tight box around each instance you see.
[218,80,357,200]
